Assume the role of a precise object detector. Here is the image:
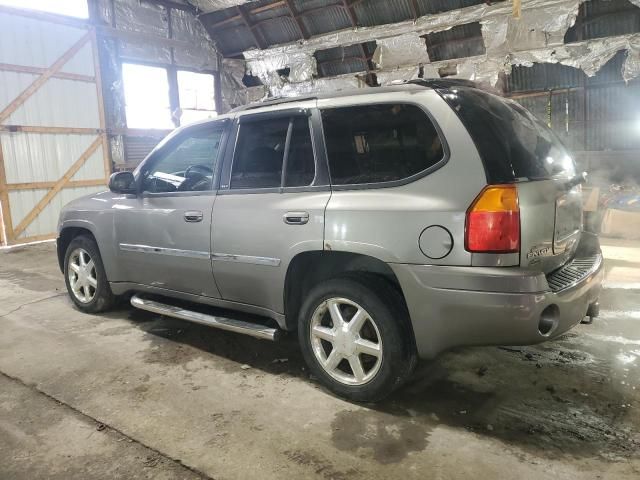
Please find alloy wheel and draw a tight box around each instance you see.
[309,297,383,386]
[67,248,98,304]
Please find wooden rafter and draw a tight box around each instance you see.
[285,0,309,40]
[0,31,91,125]
[12,136,102,239]
[237,5,266,50]
[339,0,371,73]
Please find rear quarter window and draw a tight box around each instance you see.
[320,103,445,186]
[438,86,576,183]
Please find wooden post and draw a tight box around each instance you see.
[0,135,14,245]
[90,27,112,181]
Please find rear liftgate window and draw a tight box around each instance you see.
[438,86,576,183]
[321,104,444,186]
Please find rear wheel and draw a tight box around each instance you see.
[298,275,416,402]
[64,235,115,313]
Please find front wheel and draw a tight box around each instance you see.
[298,275,416,402]
[64,235,116,313]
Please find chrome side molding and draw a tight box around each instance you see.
[119,243,210,260]
[211,252,281,267]
[130,294,280,341]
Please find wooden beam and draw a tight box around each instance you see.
[7,178,107,191]
[0,31,91,125]
[12,136,102,239]
[341,0,360,28]
[237,5,266,50]
[90,28,112,180]
[207,14,242,29]
[96,25,192,51]
[0,135,14,245]
[0,63,95,83]
[408,0,420,21]
[5,233,56,246]
[285,0,308,40]
[0,126,102,134]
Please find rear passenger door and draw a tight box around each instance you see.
[211,106,330,315]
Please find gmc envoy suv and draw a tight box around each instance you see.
[57,80,603,401]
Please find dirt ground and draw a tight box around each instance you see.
[0,240,639,479]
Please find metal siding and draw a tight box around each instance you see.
[354,0,413,27]
[0,133,104,184]
[215,24,257,53]
[0,74,100,128]
[9,184,106,241]
[0,12,92,76]
[565,0,640,42]
[124,136,161,165]
[424,23,485,61]
[298,4,351,37]
[0,11,107,244]
[417,0,496,15]
[257,16,300,45]
[315,43,373,77]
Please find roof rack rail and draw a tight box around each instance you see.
[231,95,318,112]
[405,78,479,89]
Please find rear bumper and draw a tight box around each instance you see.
[391,233,604,359]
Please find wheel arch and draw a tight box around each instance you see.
[57,224,97,273]
[283,250,412,333]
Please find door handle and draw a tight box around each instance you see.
[283,211,309,225]
[184,211,203,222]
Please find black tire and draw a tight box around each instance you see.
[63,235,116,313]
[298,274,417,402]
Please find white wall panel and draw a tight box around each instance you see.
[9,184,106,240]
[4,77,100,127]
[0,12,91,75]
[0,10,108,245]
[1,134,104,184]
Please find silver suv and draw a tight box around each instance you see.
[57,80,603,401]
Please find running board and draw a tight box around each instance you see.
[130,294,280,341]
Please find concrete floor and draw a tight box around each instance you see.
[0,241,639,479]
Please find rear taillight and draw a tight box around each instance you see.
[465,185,520,253]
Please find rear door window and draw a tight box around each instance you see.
[438,86,576,183]
[320,104,445,186]
[230,115,316,189]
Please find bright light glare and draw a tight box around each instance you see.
[122,63,174,130]
[177,71,217,126]
[0,0,89,18]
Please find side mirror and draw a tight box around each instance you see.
[109,171,137,194]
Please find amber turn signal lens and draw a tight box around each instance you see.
[465,185,520,253]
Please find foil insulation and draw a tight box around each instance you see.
[239,0,640,99]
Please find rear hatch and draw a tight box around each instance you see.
[438,86,582,273]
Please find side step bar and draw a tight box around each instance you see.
[130,294,280,341]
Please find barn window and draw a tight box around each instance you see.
[122,63,173,130]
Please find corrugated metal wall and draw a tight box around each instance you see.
[507,51,640,154]
[0,9,109,246]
